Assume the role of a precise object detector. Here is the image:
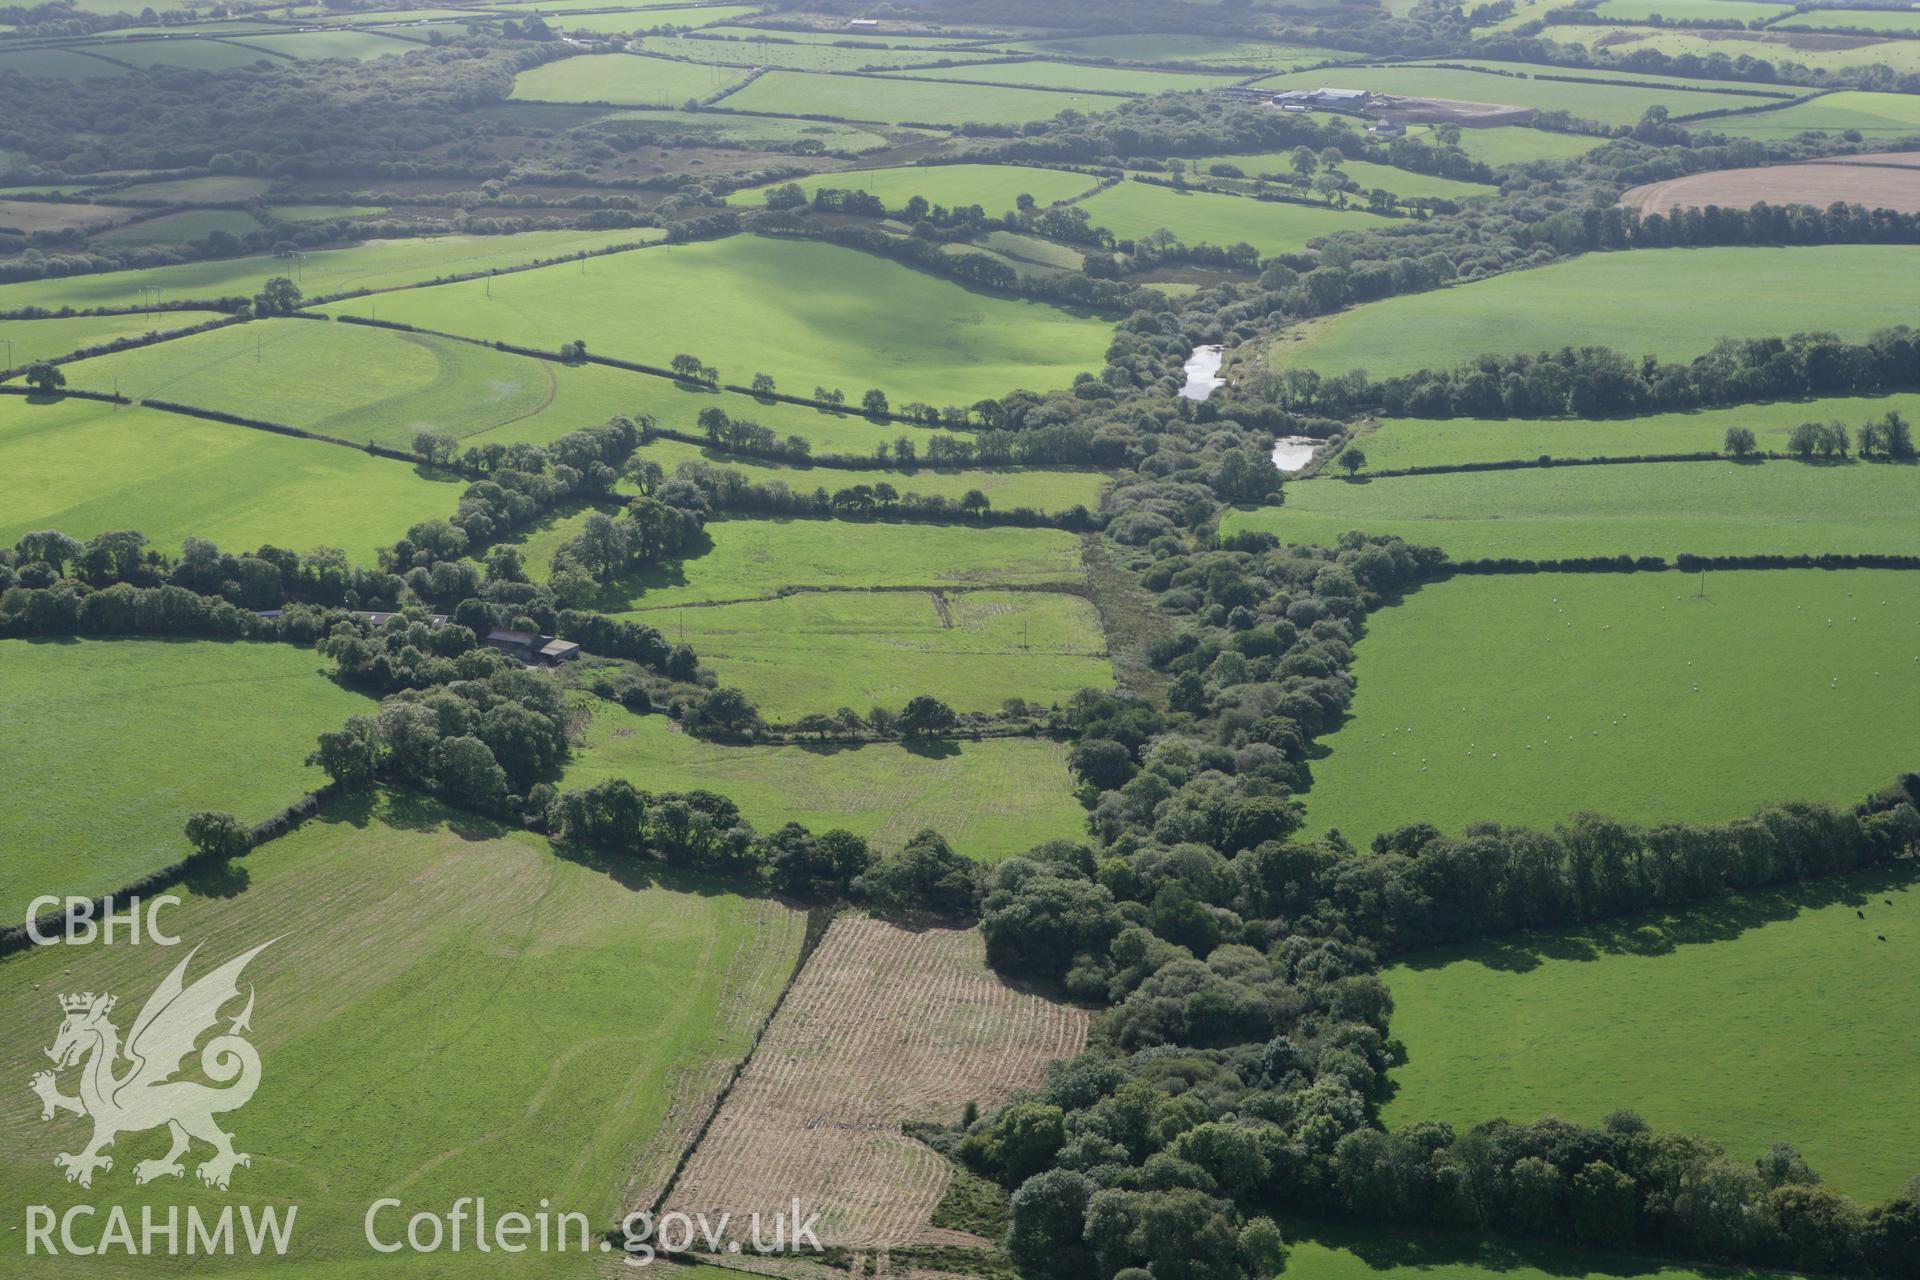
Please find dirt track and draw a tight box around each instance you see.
[1620,154,1920,215]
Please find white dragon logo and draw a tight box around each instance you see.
[29,942,272,1191]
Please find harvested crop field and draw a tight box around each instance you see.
[661,917,1089,1249]
[1621,153,1920,215]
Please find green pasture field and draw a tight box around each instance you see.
[0,788,808,1273]
[266,204,389,221]
[1187,151,1496,201]
[0,227,659,311]
[1384,866,1920,1202]
[0,310,225,368]
[1353,393,1920,469]
[1254,65,1756,123]
[1272,246,1920,377]
[587,106,904,150]
[719,69,1105,126]
[634,437,1109,512]
[1300,569,1920,845]
[634,33,1004,70]
[113,174,275,202]
[1551,26,1920,75]
[1077,181,1392,254]
[510,53,749,106]
[319,5,480,23]
[562,705,1088,859]
[0,47,127,77]
[645,588,1111,719]
[100,37,286,71]
[315,235,1116,407]
[1704,89,1920,138]
[556,4,768,34]
[1407,123,1604,166]
[55,317,673,450]
[979,229,1088,268]
[0,395,463,563]
[1281,1217,1789,1279]
[1592,0,1788,19]
[1235,458,1920,559]
[879,58,1242,94]
[90,209,262,246]
[725,162,1100,213]
[1403,57,1799,98]
[226,29,424,61]
[1771,6,1920,31]
[602,516,1086,610]
[0,637,370,917]
[997,33,1343,68]
[1327,157,1496,201]
[699,25,993,47]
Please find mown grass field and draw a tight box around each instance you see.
[1706,89,1920,138]
[0,788,808,1273]
[1272,246,1920,377]
[604,516,1087,609]
[1078,181,1392,254]
[1252,64,1752,123]
[1354,393,1920,469]
[0,199,127,234]
[719,69,1102,126]
[1237,458,1920,559]
[0,637,371,918]
[0,394,463,563]
[652,588,1111,719]
[0,227,660,311]
[0,310,226,368]
[879,58,1239,94]
[510,52,749,105]
[316,235,1116,406]
[1384,868,1920,1202]
[724,161,1100,213]
[102,37,285,71]
[1301,571,1920,843]
[562,707,1087,859]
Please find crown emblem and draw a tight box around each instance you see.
[59,992,109,1014]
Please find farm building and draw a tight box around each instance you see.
[484,628,539,660]
[1273,87,1372,111]
[540,639,581,664]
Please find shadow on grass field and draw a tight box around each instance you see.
[1403,864,1920,976]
